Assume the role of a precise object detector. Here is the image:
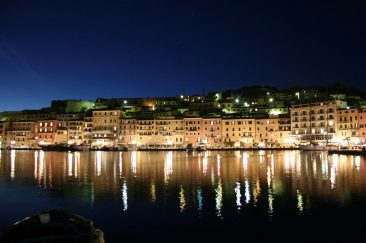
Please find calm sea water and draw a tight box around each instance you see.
[0,150,365,242]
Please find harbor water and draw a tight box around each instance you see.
[0,150,365,242]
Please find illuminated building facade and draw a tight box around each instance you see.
[291,100,347,143]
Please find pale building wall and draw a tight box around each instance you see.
[201,118,222,147]
[337,108,359,145]
[183,118,203,145]
[291,101,340,143]
[3,121,36,148]
[221,118,255,147]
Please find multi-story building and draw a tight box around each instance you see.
[291,100,347,143]
[222,118,255,147]
[183,118,203,145]
[135,119,156,147]
[36,120,67,144]
[119,119,136,147]
[337,108,359,145]
[278,116,293,146]
[358,110,366,144]
[67,120,84,145]
[201,118,222,147]
[3,121,36,148]
[154,118,184,148]
[255,118,279,146]
[83,117,93,145]
[0,122,8,147]
[91,110,122,147]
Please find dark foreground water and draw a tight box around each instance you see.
[0,150,366,242]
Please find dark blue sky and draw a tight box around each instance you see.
[0,0,365,111]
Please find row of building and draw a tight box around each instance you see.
[0,100,366,149]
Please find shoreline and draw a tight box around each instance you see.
[1,147,299,152]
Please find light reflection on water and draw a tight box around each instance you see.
[1,150,366,236]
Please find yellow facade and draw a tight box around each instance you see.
[83,117,93,145]
[255,118,279,146]
[3,121,36,148]
[338,108,359,145]
[91,110,122,147]
[120,119,136,146]
[201,118,222,147]
[222,118,255,147]
[67,120,84,145]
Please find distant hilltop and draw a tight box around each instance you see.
[1,83,365,119]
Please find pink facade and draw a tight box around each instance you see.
[183,118,203,145]
[36,120,64,144]
[358,111,366,144]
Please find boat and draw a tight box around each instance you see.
[0,208,105,243]
[39,143,74,152]
[328,145,366,155]
[299,144,328,151]
[186,144,194,153]
[70,144,90,151]
[195,143,207,152]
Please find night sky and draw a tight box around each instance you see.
[0,0,365,111]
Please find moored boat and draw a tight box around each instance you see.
[299,144,328,151]
[0,208,105,243]
[195,143,207,151]
[39,143,73,151]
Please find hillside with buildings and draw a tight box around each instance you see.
[1,84,366,149]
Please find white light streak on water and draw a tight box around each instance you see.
[235,182,242,210]
[215,179,223,218]
[122,180,128,212]
[245,180,250,204]
[10,150,15,180]
[68,152,73,177]
[96,151,102,176]
[179,185,186,213]
[131,151,137,176]
[297,190,303,214]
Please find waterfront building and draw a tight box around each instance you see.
[291,100,347,143]
[91,110,122,147]
[183,117,203,145]
[83,117,93,145]
[154,118,184,148]
[201,118,222,147]
[255,118,279,146]
[358,110,366,144]
[221,118,256,147]
[337,108,360,145]
[3,121,36,148]
[135,119,156,147]
[0,122,8,147]
[36,120,67,144]
[119,119,136,147]
[67,120,85,145]
[278,116,294,146]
